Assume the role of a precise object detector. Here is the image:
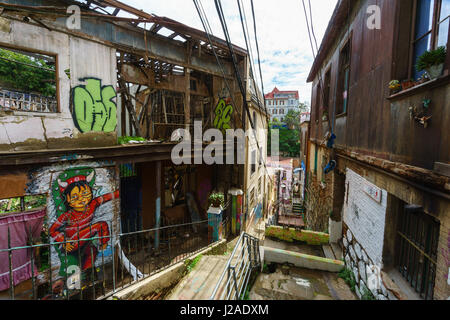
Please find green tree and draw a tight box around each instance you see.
[298,102,309,113]
[0,48,56,97]
[284,109,301,130]
[268,120,300,157]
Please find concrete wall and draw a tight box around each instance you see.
[0,18,117,151]
[263,246,344,272]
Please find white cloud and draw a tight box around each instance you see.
[123,0,338,103]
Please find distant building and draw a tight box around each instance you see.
[265,87,299,122]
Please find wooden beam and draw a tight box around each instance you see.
[185,42,192,131]
[118,78,143,137]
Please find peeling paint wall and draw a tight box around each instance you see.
[0,18,117,151]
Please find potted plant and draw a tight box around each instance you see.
[401,79,415,90]
[208,192,224,208]
[389,80,401,94]
[416,46,447,80]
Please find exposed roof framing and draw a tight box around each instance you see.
[0,0,243,78]
[67,0,247,56]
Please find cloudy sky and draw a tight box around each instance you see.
[122,0,338,105]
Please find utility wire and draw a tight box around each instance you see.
[236,0,267,122]
[193,0,243,128]
[249,0,269,122]
[194,0,272,187]
[212,0,274,185]
[301,0,331,134]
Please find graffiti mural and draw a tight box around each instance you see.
[72,78,117,133]
[213,98,233,134]
[49,167,119,276]
[26,162,120,282]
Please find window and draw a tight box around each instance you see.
[0,46,57,113]
[251,150,256,175]
[323,68,331,111]
[259,146,263,167]
[0,194,47,214]
[411,0,449,79]
[397,205,440,300]
[336,37,352,116]
[314,83,321,123]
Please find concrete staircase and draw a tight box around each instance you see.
[322,242,343,261]
[167,255,230,300]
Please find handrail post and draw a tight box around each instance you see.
[232,267,239,300]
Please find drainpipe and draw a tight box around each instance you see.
[155,161,161,249]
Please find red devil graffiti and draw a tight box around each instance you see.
[49,171,119,270]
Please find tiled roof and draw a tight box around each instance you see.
[264,87,299,100]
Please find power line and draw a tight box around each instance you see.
[236,0,267,122]
[249,0,269,122]
[193,0,243,127]
[212,0,274,185]
[301,0,331,133]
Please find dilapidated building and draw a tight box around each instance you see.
[306,0,449,300]
[0,0,268,300]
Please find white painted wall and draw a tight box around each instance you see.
[0,19,116,148]
[343,168,388,266]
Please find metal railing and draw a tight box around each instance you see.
[0,89,57,113]
[209,232,261,300]
[0,219,218,300]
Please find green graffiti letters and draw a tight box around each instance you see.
[213,98,233,133]
[72,78,117,133]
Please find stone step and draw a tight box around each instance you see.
[330,242,343,261]
[167,255,229,300]
[322,244,336,260]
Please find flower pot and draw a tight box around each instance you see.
[401,81,415,90]
[426,63,444,80]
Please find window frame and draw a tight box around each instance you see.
[251,149,256,175]
[408,0,450,79]
[336,34,352,117]
[0,42,60,114]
